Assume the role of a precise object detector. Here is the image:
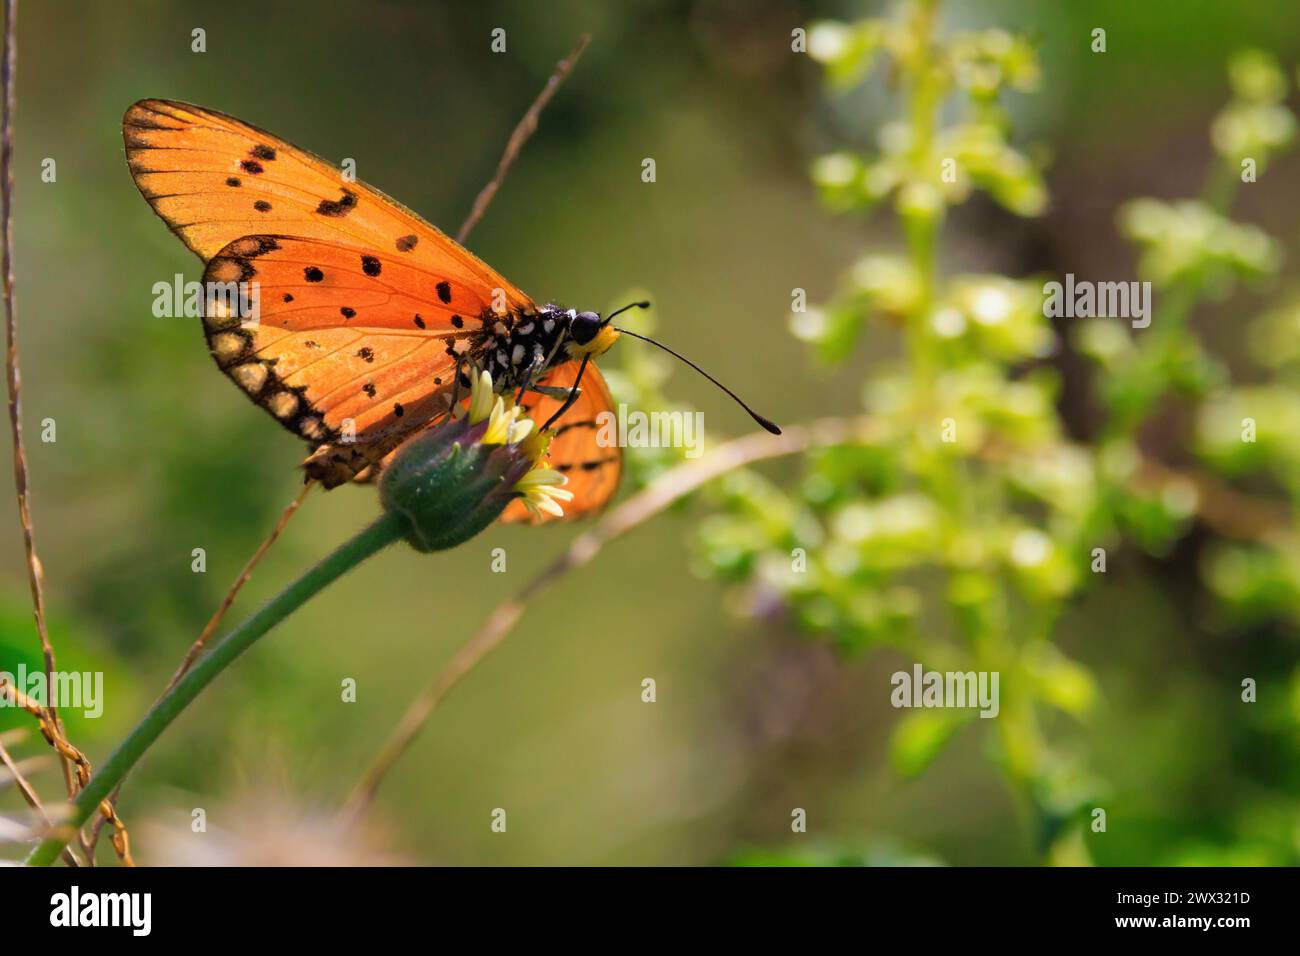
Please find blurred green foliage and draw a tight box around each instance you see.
[686,0,1300,865]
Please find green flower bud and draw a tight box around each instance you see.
[378,369,568,552]
[380,422,532,552]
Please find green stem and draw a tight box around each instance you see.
[1202,157,1239,215]
[1102,158,1241,441]
[903,0,941,397]
[26,511,406,866]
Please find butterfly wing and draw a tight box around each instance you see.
[125,99,537,485]
[124,100,534,314]
[501,360,622,524]
[202,233,507,485]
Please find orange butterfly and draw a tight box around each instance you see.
[124,100,777,523]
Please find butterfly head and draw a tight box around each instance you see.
[565,309,621,358]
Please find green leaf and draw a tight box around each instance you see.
[889,708,971,777]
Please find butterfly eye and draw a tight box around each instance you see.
[570,311,603,345]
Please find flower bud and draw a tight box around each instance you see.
[379,369,571,551]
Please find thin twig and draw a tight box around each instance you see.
[346,416,872,813]
[1,4,123,867]
[1,0,78,808]
[456,33,591,245]
[0,753,50,792]
[0,736,80,866]
[2,679,133,864]
[1,681,133,868]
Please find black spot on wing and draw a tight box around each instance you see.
[240,159,264,174]
[555,419,598,437]
[436,281,451,304]
[250,144,277,161]
[123,116,175,132]
[556,455,618,473]
[361,255,381,277]
[208,255,257,283]
[396,234,419,252]
[317,188,358,217]
[227,236,280,258]
[305,267,324,282]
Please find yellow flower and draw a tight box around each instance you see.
[520,427,553,463]
[462,368,496,424]
[468,368,572,516]
[514,467,574,519]
[462,367,537,450]
[482,397,530,445]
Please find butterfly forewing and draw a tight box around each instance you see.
[124,99,534,315]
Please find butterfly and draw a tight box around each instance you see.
[124,100,778,524]
[123,99,640,523]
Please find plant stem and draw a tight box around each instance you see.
[26,511,406,866]
[902,0,941,397]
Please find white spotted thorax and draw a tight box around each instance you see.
[470,304,611,393]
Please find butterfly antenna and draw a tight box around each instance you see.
[601,300,652,325]
[612,325,782,435]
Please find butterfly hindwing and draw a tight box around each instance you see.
[501,359,622,524]
[202,233,490,477]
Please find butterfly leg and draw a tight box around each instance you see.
[514,354,546,407]
[447,355,472,417]
[541,353,592,432]
[514,331,569,406]
[527,384,579,400]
